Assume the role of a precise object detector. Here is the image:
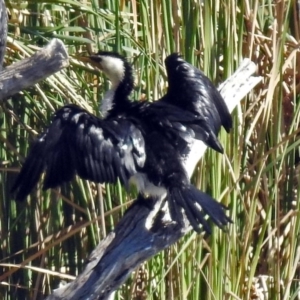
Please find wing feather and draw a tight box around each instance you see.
[11,104,146,201]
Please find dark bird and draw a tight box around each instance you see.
[11,51,231,233]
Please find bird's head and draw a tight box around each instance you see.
[83,51,134,113]
[85,51,130,88]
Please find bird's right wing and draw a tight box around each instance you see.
[11,104,145,201]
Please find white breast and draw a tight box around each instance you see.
[182,139,207,178]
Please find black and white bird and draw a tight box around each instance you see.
[11,51,231,233]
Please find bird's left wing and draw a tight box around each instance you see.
[164,53,232,134]
[11,104,145,201]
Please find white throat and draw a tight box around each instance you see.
[98,56,125,117]
[100,56,125,88]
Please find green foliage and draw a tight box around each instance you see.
[1,0,300,299]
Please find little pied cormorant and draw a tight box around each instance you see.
[11,51,231,233]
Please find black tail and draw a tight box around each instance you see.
[168,185,231,233]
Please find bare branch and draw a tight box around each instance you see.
[46,60,262,300]
[0,38,69,101]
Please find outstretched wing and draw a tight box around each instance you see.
[164,53,232,136]
[11,104,145,201]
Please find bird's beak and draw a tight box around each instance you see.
[80,55,103,69]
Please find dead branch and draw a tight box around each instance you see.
[0,38,69,101]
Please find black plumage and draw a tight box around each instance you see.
[11,51,232,233]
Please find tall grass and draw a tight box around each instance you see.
[1,0,300,299]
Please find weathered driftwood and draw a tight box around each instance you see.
[46,59,262,300]
[0,0,7,70]
[0,38,69,101]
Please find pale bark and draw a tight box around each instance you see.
[0,38,69,101]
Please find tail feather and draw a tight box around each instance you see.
[169,185,231,233]
[169,188,210,233]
